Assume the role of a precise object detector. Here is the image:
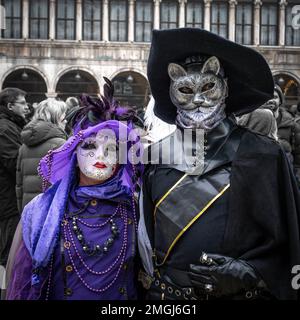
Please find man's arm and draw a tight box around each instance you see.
[15,147,23,213]
[0,128,21,178]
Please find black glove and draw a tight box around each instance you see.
[189,253,264,298]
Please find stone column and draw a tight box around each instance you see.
[279,0,287,46]
[0,4,5,38]
[153,0,161,30]
[22,0,29,39]
[76,0,82,41]
[254,0,262,46]
[204,0,212,31]
[128,0,135,42]
[178,0,186,28]
[229,0,237,41]
[102,0,109,41]
[49,0,55,40]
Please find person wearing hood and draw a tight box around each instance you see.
[16,98,68,212]
[236,108,278,141]
[236,85,282,141]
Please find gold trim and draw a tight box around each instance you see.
[157,183,230,266]
[153,173,188,219]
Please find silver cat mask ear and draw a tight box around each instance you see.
[168,56,228,131]
[201,55,221,75]
[168,63,187,81]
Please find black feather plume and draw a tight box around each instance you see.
[65,76,140,133]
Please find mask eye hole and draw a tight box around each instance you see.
[202,82,215,92]
[178,87,193,94]
[81,141,96,150]
[104,144,118,157]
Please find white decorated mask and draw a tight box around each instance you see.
[76,131,118,183]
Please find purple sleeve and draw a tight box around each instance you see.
[6,239,33,300]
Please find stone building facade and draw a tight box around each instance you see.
[0,0,299,111]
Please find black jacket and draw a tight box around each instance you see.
[293,117,300,181]
[237,108,277,140]
[16,120,66,212]
[142,120,300,300]
[277,108,295,155]
[0,107,26,220]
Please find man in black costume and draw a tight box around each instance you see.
[138,28,300,300]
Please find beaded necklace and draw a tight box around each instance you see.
[61,201,130,293]
[67,202,121,257]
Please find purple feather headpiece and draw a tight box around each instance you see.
[38,77,144,191]
[66,77,138,134]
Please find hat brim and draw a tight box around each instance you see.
[147,28,274,124]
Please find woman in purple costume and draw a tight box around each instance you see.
[6,78,143,300]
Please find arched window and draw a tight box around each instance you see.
[2,68,47,103]
[112,71,150,116]
[56,70,99,101]
[274,74,300,109]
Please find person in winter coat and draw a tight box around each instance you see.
[236,108,278,141]
[274,86,300,177]
[277,106,295,163]
[236,85,287,141]
[293,103,300,184]
[65,97,80,135]
[16,98,68,212]
[0,87,29,267]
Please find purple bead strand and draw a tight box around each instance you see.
[45,254,54,300]
[61,203,129,293]
[76,203,121,228]
[64,216,125,275]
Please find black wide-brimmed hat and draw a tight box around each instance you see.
[147,28,274,124]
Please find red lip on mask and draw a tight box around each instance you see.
[93,162,107,169]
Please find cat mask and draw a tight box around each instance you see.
[168,56,228,131]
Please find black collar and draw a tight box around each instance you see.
[0,106,26,129]
[146,116,244,176]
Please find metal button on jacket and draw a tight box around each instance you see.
[64,241,71,249]
[90,199,97,206]
[65,288,73,296]
[65,265,73,272]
